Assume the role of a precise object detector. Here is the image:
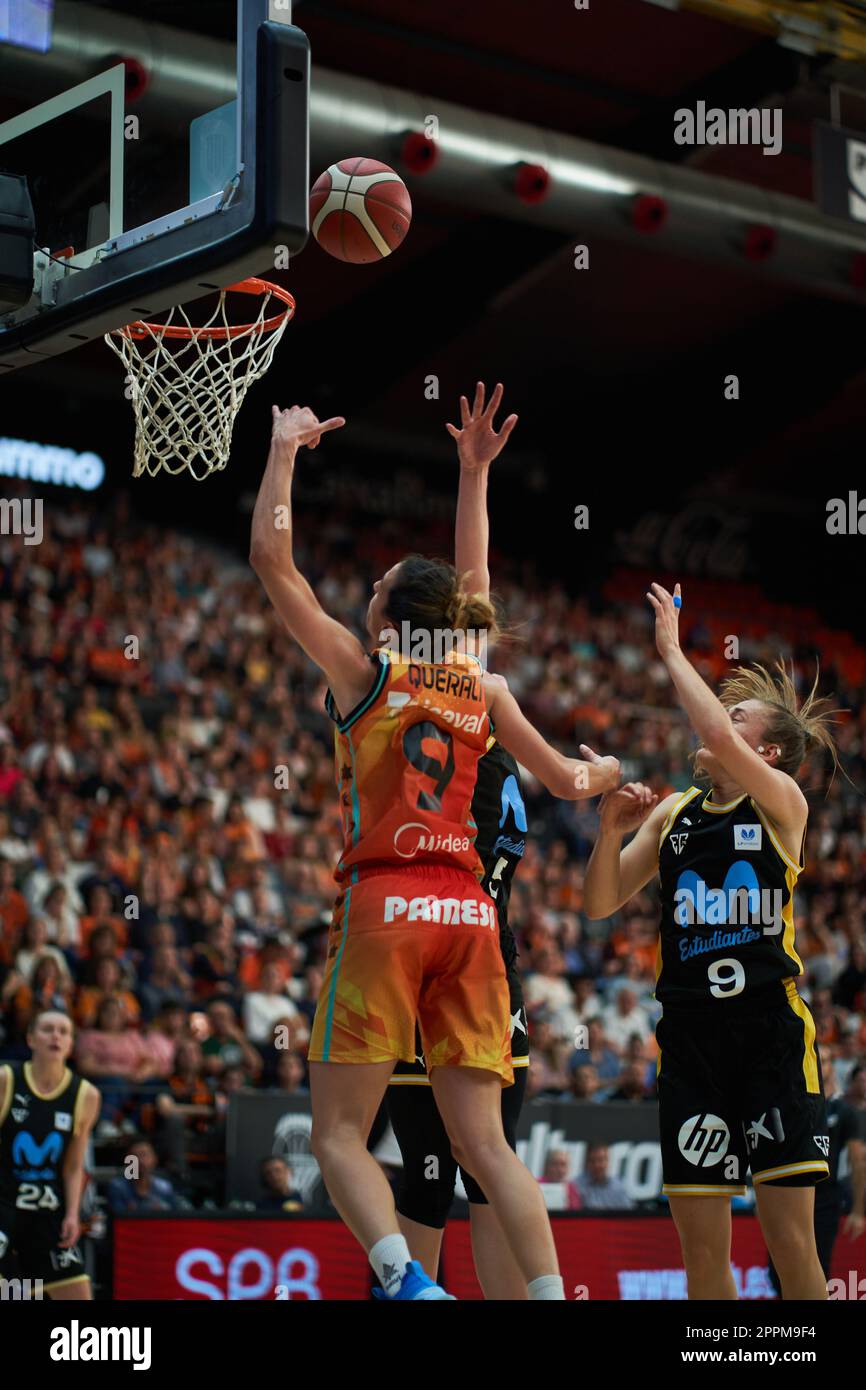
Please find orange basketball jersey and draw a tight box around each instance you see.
[325,649,490,884]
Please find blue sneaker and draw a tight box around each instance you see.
[372,1260,456,1301]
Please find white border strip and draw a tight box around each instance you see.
[0,63,125,259]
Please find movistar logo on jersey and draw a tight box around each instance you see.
[499,775,527,832]
[11,1130,63,1180]
[733,823,762,851]
[492,834,525,858]
[673,865,783,958]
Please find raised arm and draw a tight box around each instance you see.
[448,382,517,601]
[483,678,619,800]
[647,582,808,843]
[249,406,374,717]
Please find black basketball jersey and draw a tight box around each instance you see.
[470,734,527,971]
[656,786,806,1014]
[0,1063,86,1213]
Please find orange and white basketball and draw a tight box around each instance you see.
[310,158,412,264]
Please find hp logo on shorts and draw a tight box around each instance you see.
[678,1113,730,1168]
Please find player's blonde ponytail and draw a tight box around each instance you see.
[718,660,844,780]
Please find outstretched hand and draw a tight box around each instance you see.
[596,781,658,834]
[647,582,682,662]
[446,381,517,471]
[271,404,346,452]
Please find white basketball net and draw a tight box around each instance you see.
[105,284,294,481]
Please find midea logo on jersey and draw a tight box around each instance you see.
[12,1131,62,1179]
[678,1114,730,1168]
[393,822,470,858]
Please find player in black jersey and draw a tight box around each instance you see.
[0,1009,100,1298]
[386,384,530,1299]
[584,581,840,1300]
[768,1050,865,1293]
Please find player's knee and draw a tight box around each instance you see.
[679,1233,728,1276]
[449,1131,508,1179]
[763,1219,816,1270]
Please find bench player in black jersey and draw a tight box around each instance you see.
[0,1010,101,1298]
[584,581,839,1300]
[386,383,530,1299]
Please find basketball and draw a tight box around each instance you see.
[310,157,412,264]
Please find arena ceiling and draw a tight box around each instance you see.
[3,0,865,580]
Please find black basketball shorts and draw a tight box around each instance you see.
[0,1202,88,1292]
[656,995,829,1197]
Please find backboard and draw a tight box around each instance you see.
[0,0,309,372]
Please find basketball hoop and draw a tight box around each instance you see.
[105,278,296,481]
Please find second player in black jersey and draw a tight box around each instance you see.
[584,581,839,1301]
[0,1010,100,1299]
[387,734,529,1294]
[385,381,531,1299]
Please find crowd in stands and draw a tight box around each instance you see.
[0,492,864,1216]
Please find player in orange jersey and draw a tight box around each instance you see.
[250,404,620,1300]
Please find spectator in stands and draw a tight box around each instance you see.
[106,1137,182,1213]
[256,1156,304,1212]
[35,882,80,952]
[243,961,304,1046]
[622,1031,657,1083]
[138,944,192,1022]
[191,916,241,1005]
[0,812,36,865]
[233,860,281,918]
[811,986,843,1048]
[576,1141,634,1211]
[0,856,29,955]
[601,986,651,1051]
[13,916,70,983]
[571,1064,606,1103]
[78,884,127,955]
[6,955,73,1043]
[835,1019,864,1093]
[607,1059,656,1102]
[570,1018,621,1085]
[272,1051,308,1094]
[77,834,129,911]
[0,742,24,799]
[847,1064,866,1114]
[23,843,85,915]
[155,1038,219,1180]
[201,999,263,1081]
[539,1148,581,1210]
[572,975,603,1024]
[75,955,141,1029]
[76,996,159,1125]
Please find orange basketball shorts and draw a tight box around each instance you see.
[309,864,513,1084]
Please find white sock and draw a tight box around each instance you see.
[369,1234,412,1297]
[527,1275,566,1301]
